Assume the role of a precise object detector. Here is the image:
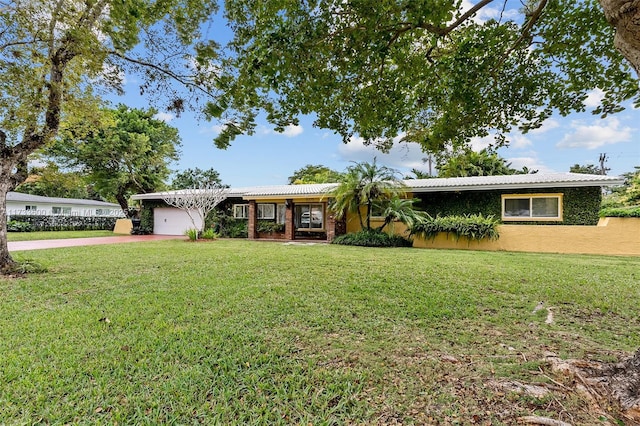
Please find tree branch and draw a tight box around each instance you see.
[108,51,218,97]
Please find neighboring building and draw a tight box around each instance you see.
[6,192,124,218]
[132,173,624,239]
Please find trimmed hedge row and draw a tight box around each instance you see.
[332,229,413,247]
[7,215,118,231]
[409,214,500,242]
[599,206,640,218]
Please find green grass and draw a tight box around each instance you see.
[1,240,639,424]
[6,230,117,242]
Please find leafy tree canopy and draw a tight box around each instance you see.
[212,0,639,154]
[437,149,535,177]
[50,105,181,214]
[0,0,218,270]
[570,164,604,175]
[288,164,344,184]
[14,162,96,200]
[171,167,223,189]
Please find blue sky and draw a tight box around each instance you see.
[109,1,640,188]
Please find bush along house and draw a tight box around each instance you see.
[132,173,638,255]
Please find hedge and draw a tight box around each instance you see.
[7,215,118,231]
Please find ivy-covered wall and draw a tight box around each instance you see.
[415,186,602,225]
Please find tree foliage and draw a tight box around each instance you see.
[570,164,603,175]
[437,148,534,177]
[15,162,94,200]
[0,0,219,271]
[172,168,223,190]
[330,159,407,230]
[213,0,639,152]
[288,164,344,184]
[50,105,181,214]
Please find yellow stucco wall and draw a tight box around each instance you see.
[345,215,640,256]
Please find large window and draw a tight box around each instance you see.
[295,204,324,230]
[502,194,563,221]
[233,204,249,219]
[276,204,286,224]
[52,206,72,215]
[257,203,275,220]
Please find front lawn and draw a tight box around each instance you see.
[2,240,638,424]
[6,230,117,242]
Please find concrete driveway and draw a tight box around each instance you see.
[8,235,183,251]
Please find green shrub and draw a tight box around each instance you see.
[409,214,500,242]
[7,220,33,232]
[200,228,219,239]
[185,228,199,241]
[256,221,285,233]
[332,229,413,247]
[599,206,640,218]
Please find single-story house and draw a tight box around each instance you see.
[132,173,624,240]
[6,192,124,218]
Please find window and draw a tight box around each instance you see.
[233,204,249,219]
[52,206,72,215]
[257,203,275,219]
[276,204,286,224]
[25,205,37,211]
[502,194,563,221]
[295,204,324,230]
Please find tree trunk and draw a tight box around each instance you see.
[599,0,640,76]
[0,163,17,273]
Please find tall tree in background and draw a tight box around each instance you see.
[437,149,533,177]
[0,0,219,272]
[288,164,344,184]
[213,1,639,152]
[14,162,94,200]
[51,106,181,215]
[570,164,603,175]
[171,168,223,190]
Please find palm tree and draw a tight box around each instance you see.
[330,159,407,230]
[375,197,427,234]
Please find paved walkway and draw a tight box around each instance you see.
[8,235,183,251]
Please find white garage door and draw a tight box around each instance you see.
[153,208,203,235]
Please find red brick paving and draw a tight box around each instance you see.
[8,235,184,252]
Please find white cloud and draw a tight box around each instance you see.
[337,135,427,171]
[282,124,304,137]
[510,135,532,149]
[255,124,304,137]
[556,117,633,150]
[584,88,605,108]
[505,156,555,174]
[468,134,496,151]
[154,112,175,123]
[459,0,520,23]
[529,118,560,134]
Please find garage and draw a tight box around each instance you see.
[153,207,203,236]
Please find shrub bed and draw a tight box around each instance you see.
[409,214,500,241]
[332,229,413,247]
[599,206,640,218]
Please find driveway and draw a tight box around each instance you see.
[8,235,183,251]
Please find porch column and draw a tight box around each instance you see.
[247,200,257,239]
[284,199,294,240]
[326,210,337,242]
